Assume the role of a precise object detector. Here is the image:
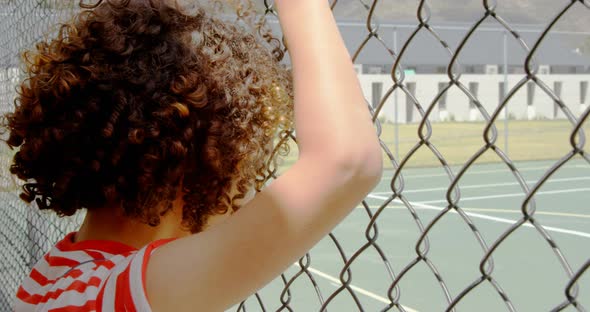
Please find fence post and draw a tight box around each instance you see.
[393,27,400,161]
[503,30,509,156]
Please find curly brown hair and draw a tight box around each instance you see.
[2,0,293,233]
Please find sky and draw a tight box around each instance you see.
[191,0,588,32]
[186,0,590,54]
[34,0,590,32]
[330,0,589,32]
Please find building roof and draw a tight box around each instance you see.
[267,18,590,67]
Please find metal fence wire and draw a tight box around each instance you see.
[1,0,590,311]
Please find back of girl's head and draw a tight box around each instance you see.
[2,0,293,233]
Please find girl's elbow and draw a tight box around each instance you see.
[356,147,383,186]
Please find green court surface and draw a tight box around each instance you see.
[235,159,590,311]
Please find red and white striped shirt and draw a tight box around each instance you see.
[15,232,173,311]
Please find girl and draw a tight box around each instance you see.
[6,0,382,310]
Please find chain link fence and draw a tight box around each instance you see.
[1,0,589,311]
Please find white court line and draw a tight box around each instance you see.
[380,165,589,180]
[367,194,590,239]
[372,176,590,195]
[293,264,419,312]
[417,188,590,204]
[357,205,590,219]
[452,208,590,219]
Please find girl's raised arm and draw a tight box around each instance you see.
[146,1,383,310]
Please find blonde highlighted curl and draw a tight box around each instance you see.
[3,0,293,233]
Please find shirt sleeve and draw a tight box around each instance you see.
[96,239,172,312]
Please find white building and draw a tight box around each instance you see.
[267,18,590,123]
[340,20,590,123]
[361,74,589,123]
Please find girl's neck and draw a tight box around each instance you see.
[75,203,189,249]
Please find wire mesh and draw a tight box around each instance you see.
[1,0,589,311]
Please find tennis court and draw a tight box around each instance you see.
[236,159,590,311]
[1,158,588,311]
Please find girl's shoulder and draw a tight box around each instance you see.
[15,233,173,312]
